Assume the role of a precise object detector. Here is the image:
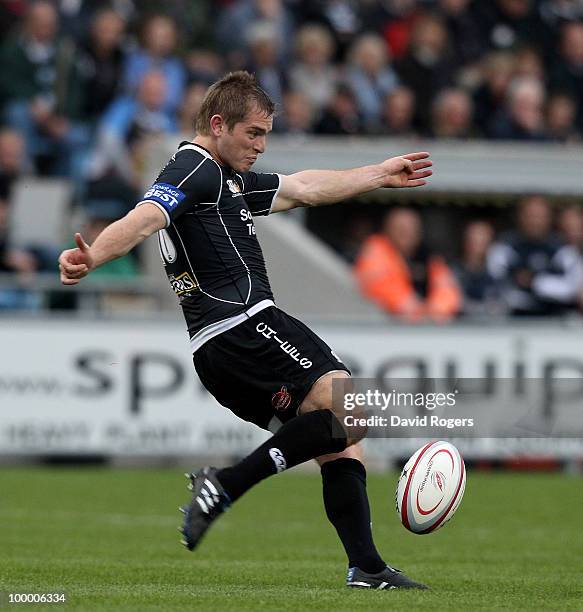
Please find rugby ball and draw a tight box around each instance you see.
[396,440,466,534]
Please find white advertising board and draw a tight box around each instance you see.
[1,319,583,457]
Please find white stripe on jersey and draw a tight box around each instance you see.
[189,299,275,352]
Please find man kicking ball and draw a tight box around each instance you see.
[59,71,432,590]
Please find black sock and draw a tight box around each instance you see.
[321,457,386,574]
[217,409,347,502]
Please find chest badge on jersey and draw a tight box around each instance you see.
[226,179,241,195]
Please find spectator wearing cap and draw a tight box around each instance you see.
[487,195,583,316]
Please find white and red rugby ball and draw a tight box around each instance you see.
[396,440,466,534]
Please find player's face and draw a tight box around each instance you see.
[218,108,273,172]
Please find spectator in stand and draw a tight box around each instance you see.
[379,86,417,137]
[0,129,29,202]
[430,88,475,139]
[54,0,133,41]
[0,129,40,310]
[0,199,40,310]
[546,93,580,142]
[296,0,366,61]
[346,34,399,132]
[538,0,583,29]
[245,21,288,108]
[473,51,516,136]
[550,21,583,132]
[487,195,583,316]
[0,0,25,40]
[475,0,550,57]
[216,0,294,69]
[0,1,90,177]
[288,24,338,118]
[556,206,583,311]
[122,14,186,115]
[558,206,583,254]
[490,77,548,140]
[276,91,314,135]
[438,0,485,68]
[77,9,127,128]
[375,0,420,62]
[513,46,545,81]
[453,220,501,315]
[396,13,456,133]
[185,49,224,86]
[314,83,363,135]
[178,82,209,136]
[89,70,177,196]
[68,208,140,280]
[354,208,461,322]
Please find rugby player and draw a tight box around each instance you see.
[59,71,432,590]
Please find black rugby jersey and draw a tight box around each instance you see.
[137,142,281,350]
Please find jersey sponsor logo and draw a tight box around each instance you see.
[256,322,313,369]
[271,385,292,411]
[269,447,287,473]
[143,182,186,211]
[226,179,241,195]
[169,271,198,296]
[240,208,256,235]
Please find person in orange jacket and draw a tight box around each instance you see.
[354,207,461,322]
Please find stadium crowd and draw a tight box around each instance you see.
[1,0,583,316]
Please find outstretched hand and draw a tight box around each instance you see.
[58,233,94,285]
[381,152,433,188]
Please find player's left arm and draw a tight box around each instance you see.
[271,152,432,213]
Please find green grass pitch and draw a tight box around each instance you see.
[1,466,582,611]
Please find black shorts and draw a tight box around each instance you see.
[192,306,350,431]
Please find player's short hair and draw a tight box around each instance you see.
[195,71,275,135]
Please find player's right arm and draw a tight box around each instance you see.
[58,203,166,285]
[271,152,432,213]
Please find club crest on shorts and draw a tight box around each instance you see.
[271,385,291,411]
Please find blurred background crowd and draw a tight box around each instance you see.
[1,0,583,319]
